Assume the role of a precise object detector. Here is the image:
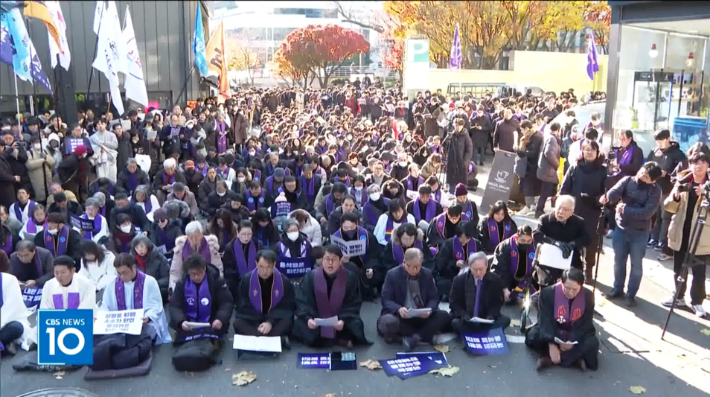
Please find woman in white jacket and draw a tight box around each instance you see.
[289,209,322,247]
[77,240,117,298]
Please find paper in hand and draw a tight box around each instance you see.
[184,321,211,330]
[554,337,578,345]
[315,316,338,327]
[538,243,573,270]
[407,308,432,318]
[467,317,494,324]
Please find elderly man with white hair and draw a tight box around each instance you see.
[153,158,186,204]
[169,221,222,290]
[362,183,390,233]
[532,195,590,271]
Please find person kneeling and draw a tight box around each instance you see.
[233,250,295,349]
[0,272,31,356]
[169,254,233,372]
[291,245,371,349]
[450,252,510,334]
[377,248,450,351]
[525,268,599,371]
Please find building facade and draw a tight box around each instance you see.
[605,1,710,151]
[0,0,208,119]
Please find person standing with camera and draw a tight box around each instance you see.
[660,152,709,317]
[600,162,663,307]
[646,129,686,259]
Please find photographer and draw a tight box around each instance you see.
[660,152,709,317]
[1,131,31,197]
[646,129,686,258]
[601,162,663,307]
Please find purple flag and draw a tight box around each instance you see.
[449,23,462,70]
[587,30,599,81]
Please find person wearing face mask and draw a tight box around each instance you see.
[107,213,140,255]
[222,220,264,300]
[491,226,537,303]
[276,219,315,274]
[252,208,280,249]
[25,137,55,203]
[427,204,469,249]
[76,240,117,295]
[34,212,82,268]
[492,108,518,153]
[206,181,237,218]
[435,222,482,301]
[349,175,368,209]
[331,213,381,297]
[390,154,409,182]
[362,184,390,233]
[147,208,183,258]
[128,235,170,302]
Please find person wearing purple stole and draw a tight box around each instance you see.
[400,164,424,198]
[116,159,150,196]
[478,200,518,253]
[9,189,36,224]
[0,224,18,258]
[168,254,233,344]
[378,224,434,286]
[449,252,510,334]
[291,245,371,348]
[435,222,482,301]
[244,182,273,215]
[19,203,46,240]
[222,220,263,300]
[377,248,451,350]
[315,182,348,225]
[331,213,381,300]
[170,221,223,291]
[298,165,322,212]
[609,130,644,182]
[214,115,230,155]
[453,182,479,227]
[152,158,186,204]
[265,168,286,198]
[77,199,109,243]
[491,226,537,302]
[233,250,295,347]
[40,255,96,310]
[374,200,415,246]
[216,157,236,184]
[525,268,598,372]
[33,212,82,269]
[9,241,54,288]
[362,185,389,233]
[406,185,443,232]
[426,204,469,249]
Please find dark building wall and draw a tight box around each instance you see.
[0,0,208,109]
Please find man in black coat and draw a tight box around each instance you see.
[110,192,150,231]
[470,105,493,166]
[533,195,590,273]
[34,212,83,269]
[435,221,482,300]
[450,251,510,334]
[116,159,151,196]
[1,131,31,197]
[443,119,473,194]
[0,139,18,208]
[377,248,450,350]
[47,192,83,224]
[233,250,295,348]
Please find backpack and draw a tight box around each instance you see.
[171,339,220,372]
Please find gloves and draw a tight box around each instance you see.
[554,241,573,259]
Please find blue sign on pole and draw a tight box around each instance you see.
[462,327,510,356]
[277,257,314,278]
[37,309,94,365]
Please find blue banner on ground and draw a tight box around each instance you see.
[22,287,42,308]
[379,354,443,379]
[277,256,314,278]
[270,201,293,218]
[297,352,331,369]
[462,327,509,356]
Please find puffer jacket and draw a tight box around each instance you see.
[536,132,561,184]
[646,142,686,195]
[606,176,662,236]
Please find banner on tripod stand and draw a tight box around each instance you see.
[479,150,516,214]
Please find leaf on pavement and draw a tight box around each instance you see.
[359,359,382,370]
[53,371,65,377]
[322,394,339,397]
[700,329,710,336]
[433,344,450,353]
[232,371,257,386]
[629,386,646,394]
[510,319,521,327]
[429,366,459,377]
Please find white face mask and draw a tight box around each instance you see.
[249,151,255,156]
[354,186,363,191]
[217,191,226,197]
[119,225,132,233]
[33,143,41,151]
[399,161,407,167]
[370,193,381,201]
[238,177,246,183]
[286,231,299,241]
[47,228,58,235]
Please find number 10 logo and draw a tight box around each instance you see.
[38,309,94,366]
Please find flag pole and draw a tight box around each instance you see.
[13,74,21,130]
[87,5,104,107]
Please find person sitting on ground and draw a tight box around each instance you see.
[9,240,54,289]
[0,271,31,356]
[450,251,510,334]
[435,221,482,301]
[233,250,295,349]
[478,200,518,254]
[525,268,599,372]
[376,223,434,289]
[130,235,170,303]
[426,204,468,249]
[291,245,371,348]
[169,221,223,291]
[34,212,83,269]
[491,225,538,303]
[76,240,117,296]
[406,185,443,233]
[374,200,415,246]
[40,255,96,310]
[377,248,450,351]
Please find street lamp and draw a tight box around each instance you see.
[649,43,658,58]
[686,52,695,68]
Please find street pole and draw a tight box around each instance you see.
[13,74,21,130]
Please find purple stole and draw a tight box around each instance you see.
[13,201,35,222]
[434,213,470,238]
[336,177,350,188]
[461,200,474,219]
[81,215,103,240]
[52,291,80,309]
[406,177,423,192]
[314,167,327,180]
[432,189,442,203]
[99,206,106,217]
[350,188,368,207]
[233,239,257,276]
[325,194,336,214]
[182,238,212,264]
[132,197,152,215]
[553,282,586,337]
[618,145,635,166]
[266,176,279,196]
[26,218,43,234]
[44,227,69,257]
[316,145,328,155]
[252,169,262,183]
[413,198,436,223]
[184,277,212,323]
[2,235,11,255]
[487,218,513,247]
[216,121,228,154]
[217,166,231,181]
[392,240,423,264]
[452,237,477,262]
[276,240,309,258]
[246,190,266,212]
[163,172,176,185]
[126,172,139,192]
[115,271,146,310]
[300,176,316,202]
[510,236,535,290]
[363,198,388,227]
[197,164,208,177]
[248,269,284,314]
[314,267,348,338]
[385,216,409,243]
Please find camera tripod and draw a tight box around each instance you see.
[592,208,606,295]
[661,190,709,339]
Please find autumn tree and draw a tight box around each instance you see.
[584,1,611,53]
[531,1,587,52]
[224,35,260,85]
[275,24,370,88]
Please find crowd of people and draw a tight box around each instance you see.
[0,82,707,377]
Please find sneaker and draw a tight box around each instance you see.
[606,288,624,299]
[605,230,614,238]
[657,253,672,261]
[661,296,687,308]
[402,334,421,352]
[625,296,638,307]
[647,239,658,247]
[691,304,707,318]
[517,206,533,216]
[654,243,665,252]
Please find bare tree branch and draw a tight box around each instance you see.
[334,1,385,33]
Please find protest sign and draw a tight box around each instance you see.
[22,287,42,308]
[135,154,151,174]
[329,352,357,371]
[297,352,331,369]
[462,327,509,356]
[479,150,516,214]
[69,214,94,231]
[94,309,144,336]
[330,235,367,257]
[270,201,293,218]
[277,257,314,278]
[379,355,440,379]
[405,190,418,200]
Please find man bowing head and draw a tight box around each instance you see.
[292,245,371,349]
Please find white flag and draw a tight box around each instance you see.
[93,1,106,34]
[46,1,71,70]
[122,5,148,108]
[92,1,127,115]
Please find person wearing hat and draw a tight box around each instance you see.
[147,208,183,257]
[57,145,91,203]
[264,167,286,198]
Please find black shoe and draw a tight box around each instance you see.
[281,336,291,350]
[606,289,623,299]
[402,335,421,352]
[625,296,637,307]
[440,294,449,303]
